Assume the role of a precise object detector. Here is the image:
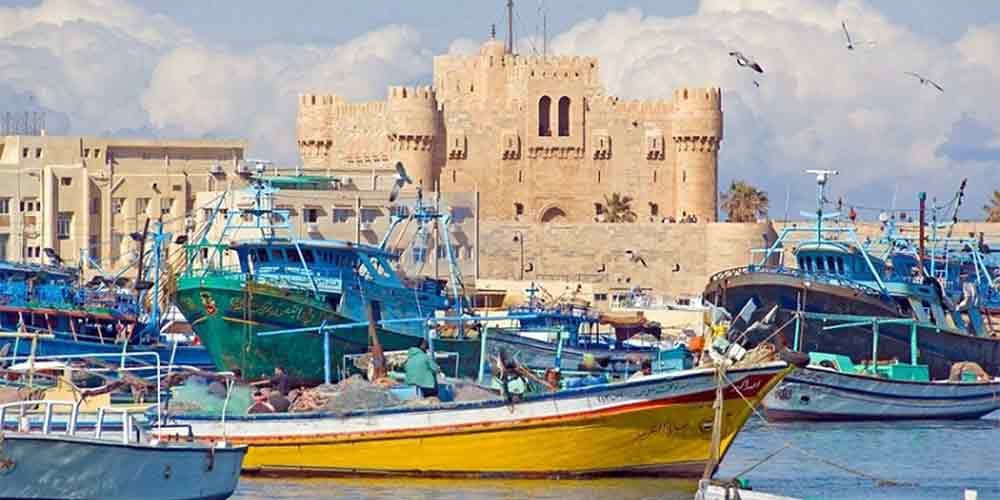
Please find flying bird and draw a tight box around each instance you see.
[841,21,877,50]
[728,51,764,74]
[388,161,413,203]
[904,72,944,92]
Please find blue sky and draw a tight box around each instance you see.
[1,0,999,218]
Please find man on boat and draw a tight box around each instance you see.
[629,359,653,380]
[270,366,290,396]
[405,339,441,398]
[247,390,275,414]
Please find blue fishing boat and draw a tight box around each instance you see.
[0,259,212,370]
[705,171,1000,378]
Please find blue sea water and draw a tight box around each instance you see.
[232,412,1000,500]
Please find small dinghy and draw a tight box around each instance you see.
[0,398,246,500]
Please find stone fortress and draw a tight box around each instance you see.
[297,37,722,224]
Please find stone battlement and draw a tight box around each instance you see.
[388,85,435,100]
[673,87,722,111]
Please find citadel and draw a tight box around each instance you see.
[297,37,722,224]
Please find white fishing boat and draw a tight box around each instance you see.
[0,399,246,500]
[695,479,802,500]
[764,359,1000,421]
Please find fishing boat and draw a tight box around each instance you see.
[163,359,792,478]
[0,348,245,500]
[762,314,1000,421]
[764,359,1000,421]
[0,243,212,371]
[0,400,246,500]
[174,168,481,383]
[705,171,1000,379]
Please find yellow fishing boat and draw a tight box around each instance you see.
[165,361,791,477]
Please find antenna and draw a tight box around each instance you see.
[506,0,514,54]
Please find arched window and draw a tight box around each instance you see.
[558,96,570,136]
[538,96,552,136]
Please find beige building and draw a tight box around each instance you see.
[297,37,722,223]
[0,134,244,272]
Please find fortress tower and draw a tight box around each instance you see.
[671,87,722,222]
[386,86,440,190]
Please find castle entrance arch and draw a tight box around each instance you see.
[539,205,568,224]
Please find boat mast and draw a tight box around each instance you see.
[506,0,514,54]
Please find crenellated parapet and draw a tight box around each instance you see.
[671,87,723,141]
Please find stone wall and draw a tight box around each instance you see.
[477,221,774,297]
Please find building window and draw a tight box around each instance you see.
[332,207,354,223]
[21,148,29,158]
[83,148,90,157]
[593,293,608,302]
[558,96,571,136]
[57,212,72,239]
[360,208,381,224]
[27,246,40,258]
[112,198,124,214]
[20,198,38,212]
[303,207,320,223]
[60,177,72,186]
[172,184,182,192]
[90,197,99,215]
[93,148,101,158]
[161,198,174,215]
[136,197,150,216]
[518,170,523,183]
[0,198,9,214]
[650,203,660,217]
[514,202,524,217]
[35,148,42,158]
[538,96,552,136]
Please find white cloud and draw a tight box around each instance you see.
[0,0,432,163]
[549,1,1000,217]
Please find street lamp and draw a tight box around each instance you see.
[512,230,524,281]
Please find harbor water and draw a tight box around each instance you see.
[231,413,999,500]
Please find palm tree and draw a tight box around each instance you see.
[985,190,1000,222]
[602,193,637,223]
[721,181,769,222]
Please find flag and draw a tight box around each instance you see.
[735,298,757,324]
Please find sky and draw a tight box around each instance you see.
[1,0,999,219]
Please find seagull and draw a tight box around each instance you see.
[728,51,764,74]
[388,161,413,203]
[841,21,876,50]
[624,249,648,267]
[905,72,944,92]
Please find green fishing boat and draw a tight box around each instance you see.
[174,170,480,383]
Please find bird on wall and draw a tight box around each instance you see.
[841,21,877,50]
[728,51,764,74]
[624,249,648,267]
[388,161,413,203]
[904,72,944,92]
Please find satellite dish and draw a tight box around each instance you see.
[388,161,414,203]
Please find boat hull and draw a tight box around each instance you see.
[704,268,901,319]
[0,332,212,370]
[763,366,1000,421]
[166,363,790,478]
[0,435,245,500]
[175,277,480,383]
